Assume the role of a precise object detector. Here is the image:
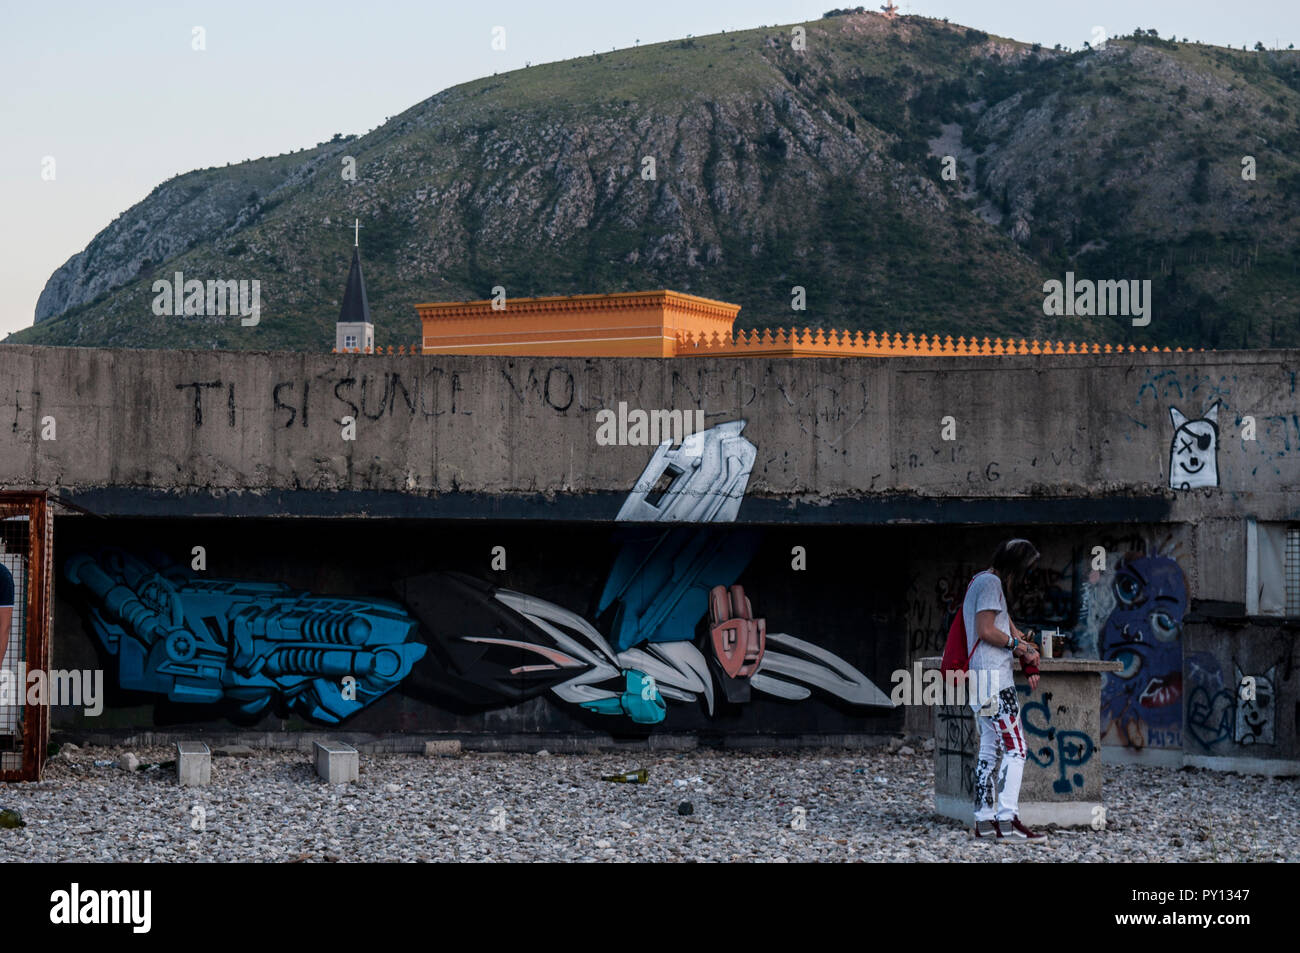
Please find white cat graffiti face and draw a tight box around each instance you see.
[1168,403,1219,490]
[1234,664,1275,746]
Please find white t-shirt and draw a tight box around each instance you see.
[963,570,1013,709]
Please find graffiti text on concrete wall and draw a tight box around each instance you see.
[174,362,873,453]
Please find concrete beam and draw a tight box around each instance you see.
[1,346,1297,522]
[50,485,1177,524]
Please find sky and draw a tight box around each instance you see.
[2,0,1297,337]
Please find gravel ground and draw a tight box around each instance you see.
[0,744,1296,862]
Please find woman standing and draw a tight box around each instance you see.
[965,539,1047,844]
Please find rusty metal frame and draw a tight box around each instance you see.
[0,491,51,782]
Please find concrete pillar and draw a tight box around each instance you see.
[921,656,1121,827]
[176,741,211,786]
[314,741,359,784]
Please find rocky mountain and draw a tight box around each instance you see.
[15,12,1300,351]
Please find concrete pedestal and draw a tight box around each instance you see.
[314,741,359,784]
[176,741,210,787]
[921,657,1121,828]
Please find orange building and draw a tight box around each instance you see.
[416,290,739,358]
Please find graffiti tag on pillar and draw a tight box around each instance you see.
[1018,688,1095,794]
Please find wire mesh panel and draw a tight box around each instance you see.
[1287,527,1300,617]
[0,545,26,770]
[0,492,51,782]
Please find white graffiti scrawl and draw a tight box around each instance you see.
[1168,403,1220,490]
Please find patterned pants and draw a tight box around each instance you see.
[973,686,1027,822]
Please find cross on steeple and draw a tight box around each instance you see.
[353,218,363,247]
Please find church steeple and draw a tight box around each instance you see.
[338,246,371,325]
[334,225,375,353]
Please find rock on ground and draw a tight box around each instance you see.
[0,746,1294,862]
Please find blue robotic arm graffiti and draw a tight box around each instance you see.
[64,549,426,724]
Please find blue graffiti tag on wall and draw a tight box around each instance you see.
[1185,652,1232,749]
[1017,687,1095,794]
[1134,367,1297,479]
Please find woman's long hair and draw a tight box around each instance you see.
[991,538,1040,604]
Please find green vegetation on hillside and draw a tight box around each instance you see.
[14,13,1300,352]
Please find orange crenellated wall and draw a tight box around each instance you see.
[673,328,1200,358]
[375,288,1201,359]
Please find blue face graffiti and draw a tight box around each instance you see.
[1099,555,1188,746]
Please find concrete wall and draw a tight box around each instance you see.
[4,344,1299,751]
[1,346,1297,529]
